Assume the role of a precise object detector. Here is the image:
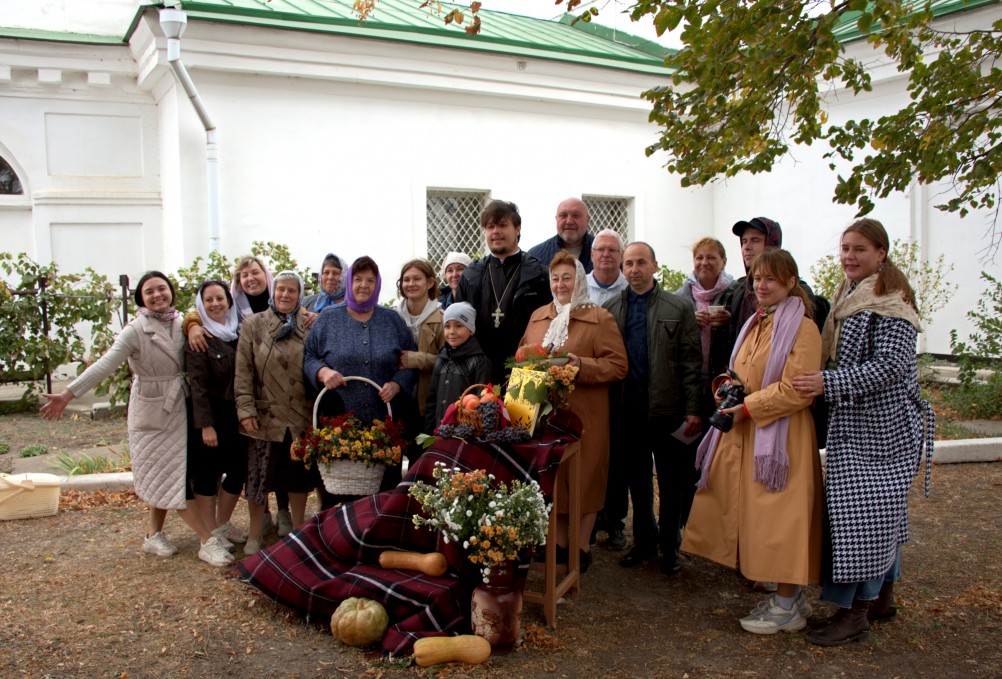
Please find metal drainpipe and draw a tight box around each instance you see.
[159,8,221,253]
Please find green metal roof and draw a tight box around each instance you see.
[832,0,1000,42]
[161,0,671,73]
[0,26,125,45]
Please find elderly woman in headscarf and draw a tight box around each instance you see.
[304,256,418,504]
[518,250,628,572]
[234,270,315,554]
[303,253,347,312]
[438,251,473,310]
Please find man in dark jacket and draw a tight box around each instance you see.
[527,197,595,273]
[604,242,702,574]
[456,200,552,386]
[711,217,830,376]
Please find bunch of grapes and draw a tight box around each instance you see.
[436,423,477,440]
[483,425,531,444]
[476,399,502,433]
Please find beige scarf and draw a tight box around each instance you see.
[820,273,922,366]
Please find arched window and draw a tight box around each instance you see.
[0,156,23,195]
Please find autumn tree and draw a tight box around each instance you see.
[626,0,1002,250]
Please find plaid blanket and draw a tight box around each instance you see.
[237,410,581,656]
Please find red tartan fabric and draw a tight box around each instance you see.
[237,410,581,657]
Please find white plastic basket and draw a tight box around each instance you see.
[0,473,62,520]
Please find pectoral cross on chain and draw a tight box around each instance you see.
[492,306,504,328]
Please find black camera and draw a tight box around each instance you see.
[709,370,746,433]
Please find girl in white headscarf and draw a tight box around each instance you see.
[518,251,628,573]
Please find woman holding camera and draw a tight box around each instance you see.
[682,249,823,635]
[792,219,932,646]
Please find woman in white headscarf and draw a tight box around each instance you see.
[518,250,628,572]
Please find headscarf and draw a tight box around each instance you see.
[542,258,595,351]
[820,272,922,366]
[269,271,303,341]
[232,258,274,321]
[678,270,735,375]
[696,295,805,493]
[313,253,347,312]
[195,280,238,342]
[439,251,473,284]
[397,297,441,345]
[345,261,382,313]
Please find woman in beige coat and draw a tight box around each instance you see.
[234,271,314,554]
[40,271,234,567]
[519,251,628,573]
[683,249,823,635]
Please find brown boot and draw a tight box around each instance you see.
[808,599,871,646]
[868,581,897,621]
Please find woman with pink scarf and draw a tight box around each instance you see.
[682,249,823,636]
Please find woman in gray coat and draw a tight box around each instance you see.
[793,219,934,646]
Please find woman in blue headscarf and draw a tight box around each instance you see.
[303,253,347,312]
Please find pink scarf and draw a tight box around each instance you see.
[681,271,734,374]
[695,295,804,493]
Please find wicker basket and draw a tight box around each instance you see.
[455,384,490,433]
[312,377,390,496]
[0,473,62,521]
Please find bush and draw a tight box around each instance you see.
[49,449,131,477]
[0,442,9,455]
[656,265,686,292]
[809,239,957,325]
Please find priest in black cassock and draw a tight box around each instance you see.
[456,199,551,386]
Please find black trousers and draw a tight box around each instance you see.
[617,411,694,559]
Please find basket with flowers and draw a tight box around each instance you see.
[291,382,406,496]
[408,462,550,582]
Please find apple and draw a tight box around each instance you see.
[462,394,480,410]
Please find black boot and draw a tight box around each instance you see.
[808,599,871,646]
[868,581,897,621]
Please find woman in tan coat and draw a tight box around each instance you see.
[234,271,314,554]
[683,249,823,635]
[40,272,234,567]
[519,251,628,572]
[395,258,444,419]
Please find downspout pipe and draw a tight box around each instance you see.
[159,8,221,253]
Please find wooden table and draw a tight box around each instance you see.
[523,438,581,627]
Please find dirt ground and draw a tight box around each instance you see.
[1,416,1001,678]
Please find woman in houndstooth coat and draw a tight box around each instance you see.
[793,218,934,647]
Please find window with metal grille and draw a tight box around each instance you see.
[0,157,23,195]
[426,189,489,266]
[583,195,630,242]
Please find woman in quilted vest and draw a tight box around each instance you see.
[40,271,234,567]
[793,218,934,646]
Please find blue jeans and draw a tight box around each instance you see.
[821,546,901,608]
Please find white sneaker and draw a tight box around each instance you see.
[276,509,293,537]
[214,521,247,544]
[198,536,235,567]
[749,591,813,618]
[143,531,178,557]
[740,594,807,634]
[244,539,262,555]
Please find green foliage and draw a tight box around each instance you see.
[18,444,48,458]
[250,241,317,296]
[941,375,1002,420]
[627,0,1002,241]
[950,272,1002,388]
[49,448,131,476]
[809,239,957,325]
[0,443,9,455]
[655,265,686,292]
[173,250,235,314]
[0,252,119,402]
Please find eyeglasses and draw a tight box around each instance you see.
[593,247,621,254]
